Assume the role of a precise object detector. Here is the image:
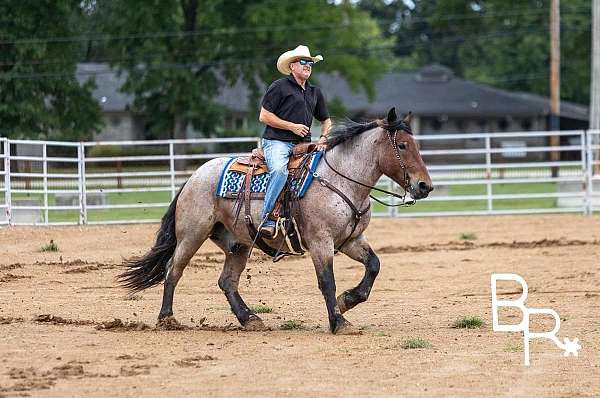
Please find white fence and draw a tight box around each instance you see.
[0,130,599,225]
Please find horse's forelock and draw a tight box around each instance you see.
[381,118,413,135]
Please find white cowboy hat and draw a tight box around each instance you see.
[276,45,323,75]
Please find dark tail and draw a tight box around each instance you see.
[118,182,187,292]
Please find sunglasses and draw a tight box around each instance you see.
[297,59,314,66]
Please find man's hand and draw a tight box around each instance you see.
[290,123,310,137]
[318,118,332,150]
[317,135,328,151]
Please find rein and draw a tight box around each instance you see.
[322,127,415,208]
[309,126,415,251]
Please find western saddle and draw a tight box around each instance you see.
[229,142,317,177]
[232,142,318,260]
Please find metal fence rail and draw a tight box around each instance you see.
[588,129,600,214]
[0,130,598,225]
[1,138,8,225]
[384,129,589,217]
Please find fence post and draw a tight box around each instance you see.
[485,135,493,213]
[78,143,87,224]
[586,130,594,216]
[389,178,397,217]
[4,139,11,225]
[43,143,48,224]
[169,142,176,200]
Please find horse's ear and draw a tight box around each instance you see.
[387,107,397,123]
[402,111,412,125]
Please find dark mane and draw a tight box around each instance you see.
[326,119,380,149]
[326,115,413,150]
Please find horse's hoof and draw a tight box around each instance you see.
[336,294,348,314]
[332,319,361,335]
[156,316,186,330]
[244,317,268,331]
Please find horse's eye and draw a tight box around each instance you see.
[397,142,407,150]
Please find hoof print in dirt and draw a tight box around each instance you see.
[35,314,94,326]
[95,318,151,331]
[174,355,217,368]
[155,316,188,330]
[119,364,158,377]
[0,316,24,324]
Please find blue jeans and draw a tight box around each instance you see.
[261,138,295,223]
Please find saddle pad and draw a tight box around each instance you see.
[216,151,323,199]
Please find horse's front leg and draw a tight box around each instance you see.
[337,235,380,314]
[308,239,358,335]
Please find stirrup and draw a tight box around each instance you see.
[257,215,276,238]
[272,217,287,240]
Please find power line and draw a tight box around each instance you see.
[3,23,590,70]
[0,6,589,46]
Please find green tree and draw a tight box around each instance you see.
[459,0,590,105]
[359,0,591,105]
[0,1,102,140]
[92,0,390,140]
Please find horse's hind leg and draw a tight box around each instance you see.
[158,230,207,322]
[337,234,380,314]
[210,228,266,331]
[218,248,267,331]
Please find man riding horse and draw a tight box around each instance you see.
[258,45,332,237]
[119,45,434,334]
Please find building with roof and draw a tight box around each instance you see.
[78,63,588,153]
[76,63,141,141]
[318,65,587,133]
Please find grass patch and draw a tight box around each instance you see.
[41,239,59,252]
[401,338,432,349]
[280,320,303,330]
[459,232,477,241]
[452,316,484,329]
[504,342,522,352]
[250,304,272,314]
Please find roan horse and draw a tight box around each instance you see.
[119,107,433,334]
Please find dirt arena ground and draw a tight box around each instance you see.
[1,215,599,397]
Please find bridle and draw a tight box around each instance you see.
[309,122,415,251]
[322,122,415,207]
[383,126,413,203]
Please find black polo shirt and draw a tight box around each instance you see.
[261,74,329,143]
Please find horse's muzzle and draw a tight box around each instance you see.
[411,181,434,199]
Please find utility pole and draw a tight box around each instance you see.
[550,0,560,177]
[591,0,600,174]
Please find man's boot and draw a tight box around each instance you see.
[260,219,276,238]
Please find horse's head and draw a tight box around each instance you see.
[377,107,433,200]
